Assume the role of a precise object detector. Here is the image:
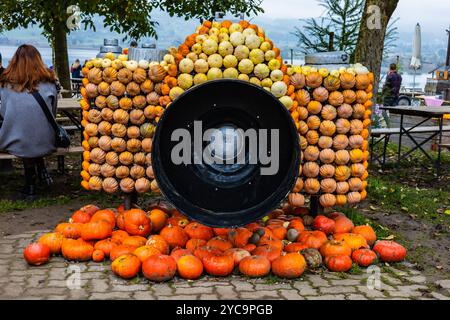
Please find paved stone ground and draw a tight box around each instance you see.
[1,230,449,300]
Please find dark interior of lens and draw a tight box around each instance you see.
[152,79,300,227]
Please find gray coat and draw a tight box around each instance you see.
[0,82,58,158]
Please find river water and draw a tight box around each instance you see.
[0,44,429,91]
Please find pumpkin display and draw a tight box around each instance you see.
[324,255,352,272]
[160,225,189,249]
[146,235,170,255]
[272,253,306,279]
[81,19,373,223]
[224,248,251,266]
[301,248,323,269]
[297,231,328,249]
[177,255,204,280]
[313,216,335,235]
[373,241,407,262]
[333,233,368,251]
[111,254,141,279]
[352,249,377,267]
[320,240,352,258]
[61,239,94,261]
[142,255,177,282]
[23,243,50,266]
[81,220,113,241]
[202,254,235,277]
[352,225,377,246]
[123,209,152,237]
[239,256,271,277]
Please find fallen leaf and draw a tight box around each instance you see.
[369,206,377,211]
[444,210,450,215]
[436,266,443,270]
[383,235,395,240]
[401,207,409,212]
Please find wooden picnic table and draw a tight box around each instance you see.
[380,105,450,174]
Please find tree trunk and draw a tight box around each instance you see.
[354,0,399,98]
[51,22,71,98]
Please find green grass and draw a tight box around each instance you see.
[367,176,449,224]
[0,191,125,213]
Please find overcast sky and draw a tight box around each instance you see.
[261,0,450,34]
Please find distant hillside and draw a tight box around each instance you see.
[0,10,447,65]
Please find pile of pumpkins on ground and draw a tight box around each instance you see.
[24,203,407,281]
[79,19,372,209]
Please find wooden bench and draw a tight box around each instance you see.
[370,125,450,166]
[0,147,84,173]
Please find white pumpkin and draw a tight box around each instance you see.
[234,45,249,61]
[238,59,254,74]
[177,74,193,90]
[138,59,149,69]
[194,59,209,74]
[254,63,270,80]
[230,32,245,47]
[202,39,218,55]
[207,67,223,80]
[179,58,194,73]
[249,49,265,65]
[218,41,234,57]
[193,73,208,85]
[223,68,239,79]
[271,81,288,98]
[101,58,112,68]
[223,55,238,68]
[124,60,138,71]
[245,34,261,50]
[270,69,283,82]
[117,54,128,62]
[207,54,223,68]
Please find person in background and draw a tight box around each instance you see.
[70,59,82,79]
[0,44,58,198]
[0,53,4,75]
[382,63,402,106]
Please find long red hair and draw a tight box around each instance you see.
[0,44,56,92]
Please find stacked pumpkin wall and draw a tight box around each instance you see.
[79,19,373,208]
[80,56,164,194]
[288,68,373,208]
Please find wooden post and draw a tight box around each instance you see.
[124,192,138,210]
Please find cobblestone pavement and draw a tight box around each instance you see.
[1,230,449,300]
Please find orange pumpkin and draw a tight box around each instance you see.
[320,240,352,257]
[297,231,328,249]
[202,254,235,277]
[352,225,377,246]
[38,232,64,255]
[61,239,94,261]
[185,222,214,241]
[272,253,306,279]
[81,221,113,241]
[207,237,233,252]
[159,225,189,249]
[177,255,203,280]
[123,209,152,237]
[325,255,353,272]
[352,249,377,267]
[239,256,271,278]
[333,233,369,251]
[146,235,170,255]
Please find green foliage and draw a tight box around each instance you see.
[292,0,398,58]
[0,0,264,41]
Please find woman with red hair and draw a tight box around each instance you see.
[0,44,59,198]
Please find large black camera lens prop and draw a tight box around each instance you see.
[152,80,300,227]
